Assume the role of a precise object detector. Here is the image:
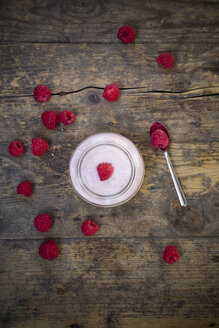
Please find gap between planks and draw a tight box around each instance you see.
[0,86,219,99]
[0,236,218,242]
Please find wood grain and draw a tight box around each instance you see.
[0,43,218,95]
[0,238,218,327]
[0,0,219,44]
[0,90,218,143]
[0,0,218,327]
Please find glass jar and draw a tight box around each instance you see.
[69,132,144,207]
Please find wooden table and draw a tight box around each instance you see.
[0,1,218,327]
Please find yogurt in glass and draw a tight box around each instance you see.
[69,132,144,207]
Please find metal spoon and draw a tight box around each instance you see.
[150,121,187,207]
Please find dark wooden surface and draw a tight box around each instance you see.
[0,1,218,328]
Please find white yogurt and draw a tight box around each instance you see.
[80,144,132,196]
[69,133,144,207]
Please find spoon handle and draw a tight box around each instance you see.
[164,151,187,207]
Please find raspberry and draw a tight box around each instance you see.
[34,213,53,232]
[150,121,169,138]
[32,137,49,156]
[34,85,51,102]
[97,162,114,181]
[103,84,120,102]
[60,110,76,125]
[150,129,169,151]
[41,111,59,130]
[17,180,33,197]
[118,25,136,44]
[163,246,179,264]
[8,140,24,157]
[39,240,59,260]
[156,52,175,69]
[81,219,99,236]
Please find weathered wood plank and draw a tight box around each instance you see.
[0,238,218,327]
[119,318,219,328]
[0,93,218,239]
[0,185,217,239]
[0,0,219,44]
[0,43,218,95]
[0,90,218,143]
